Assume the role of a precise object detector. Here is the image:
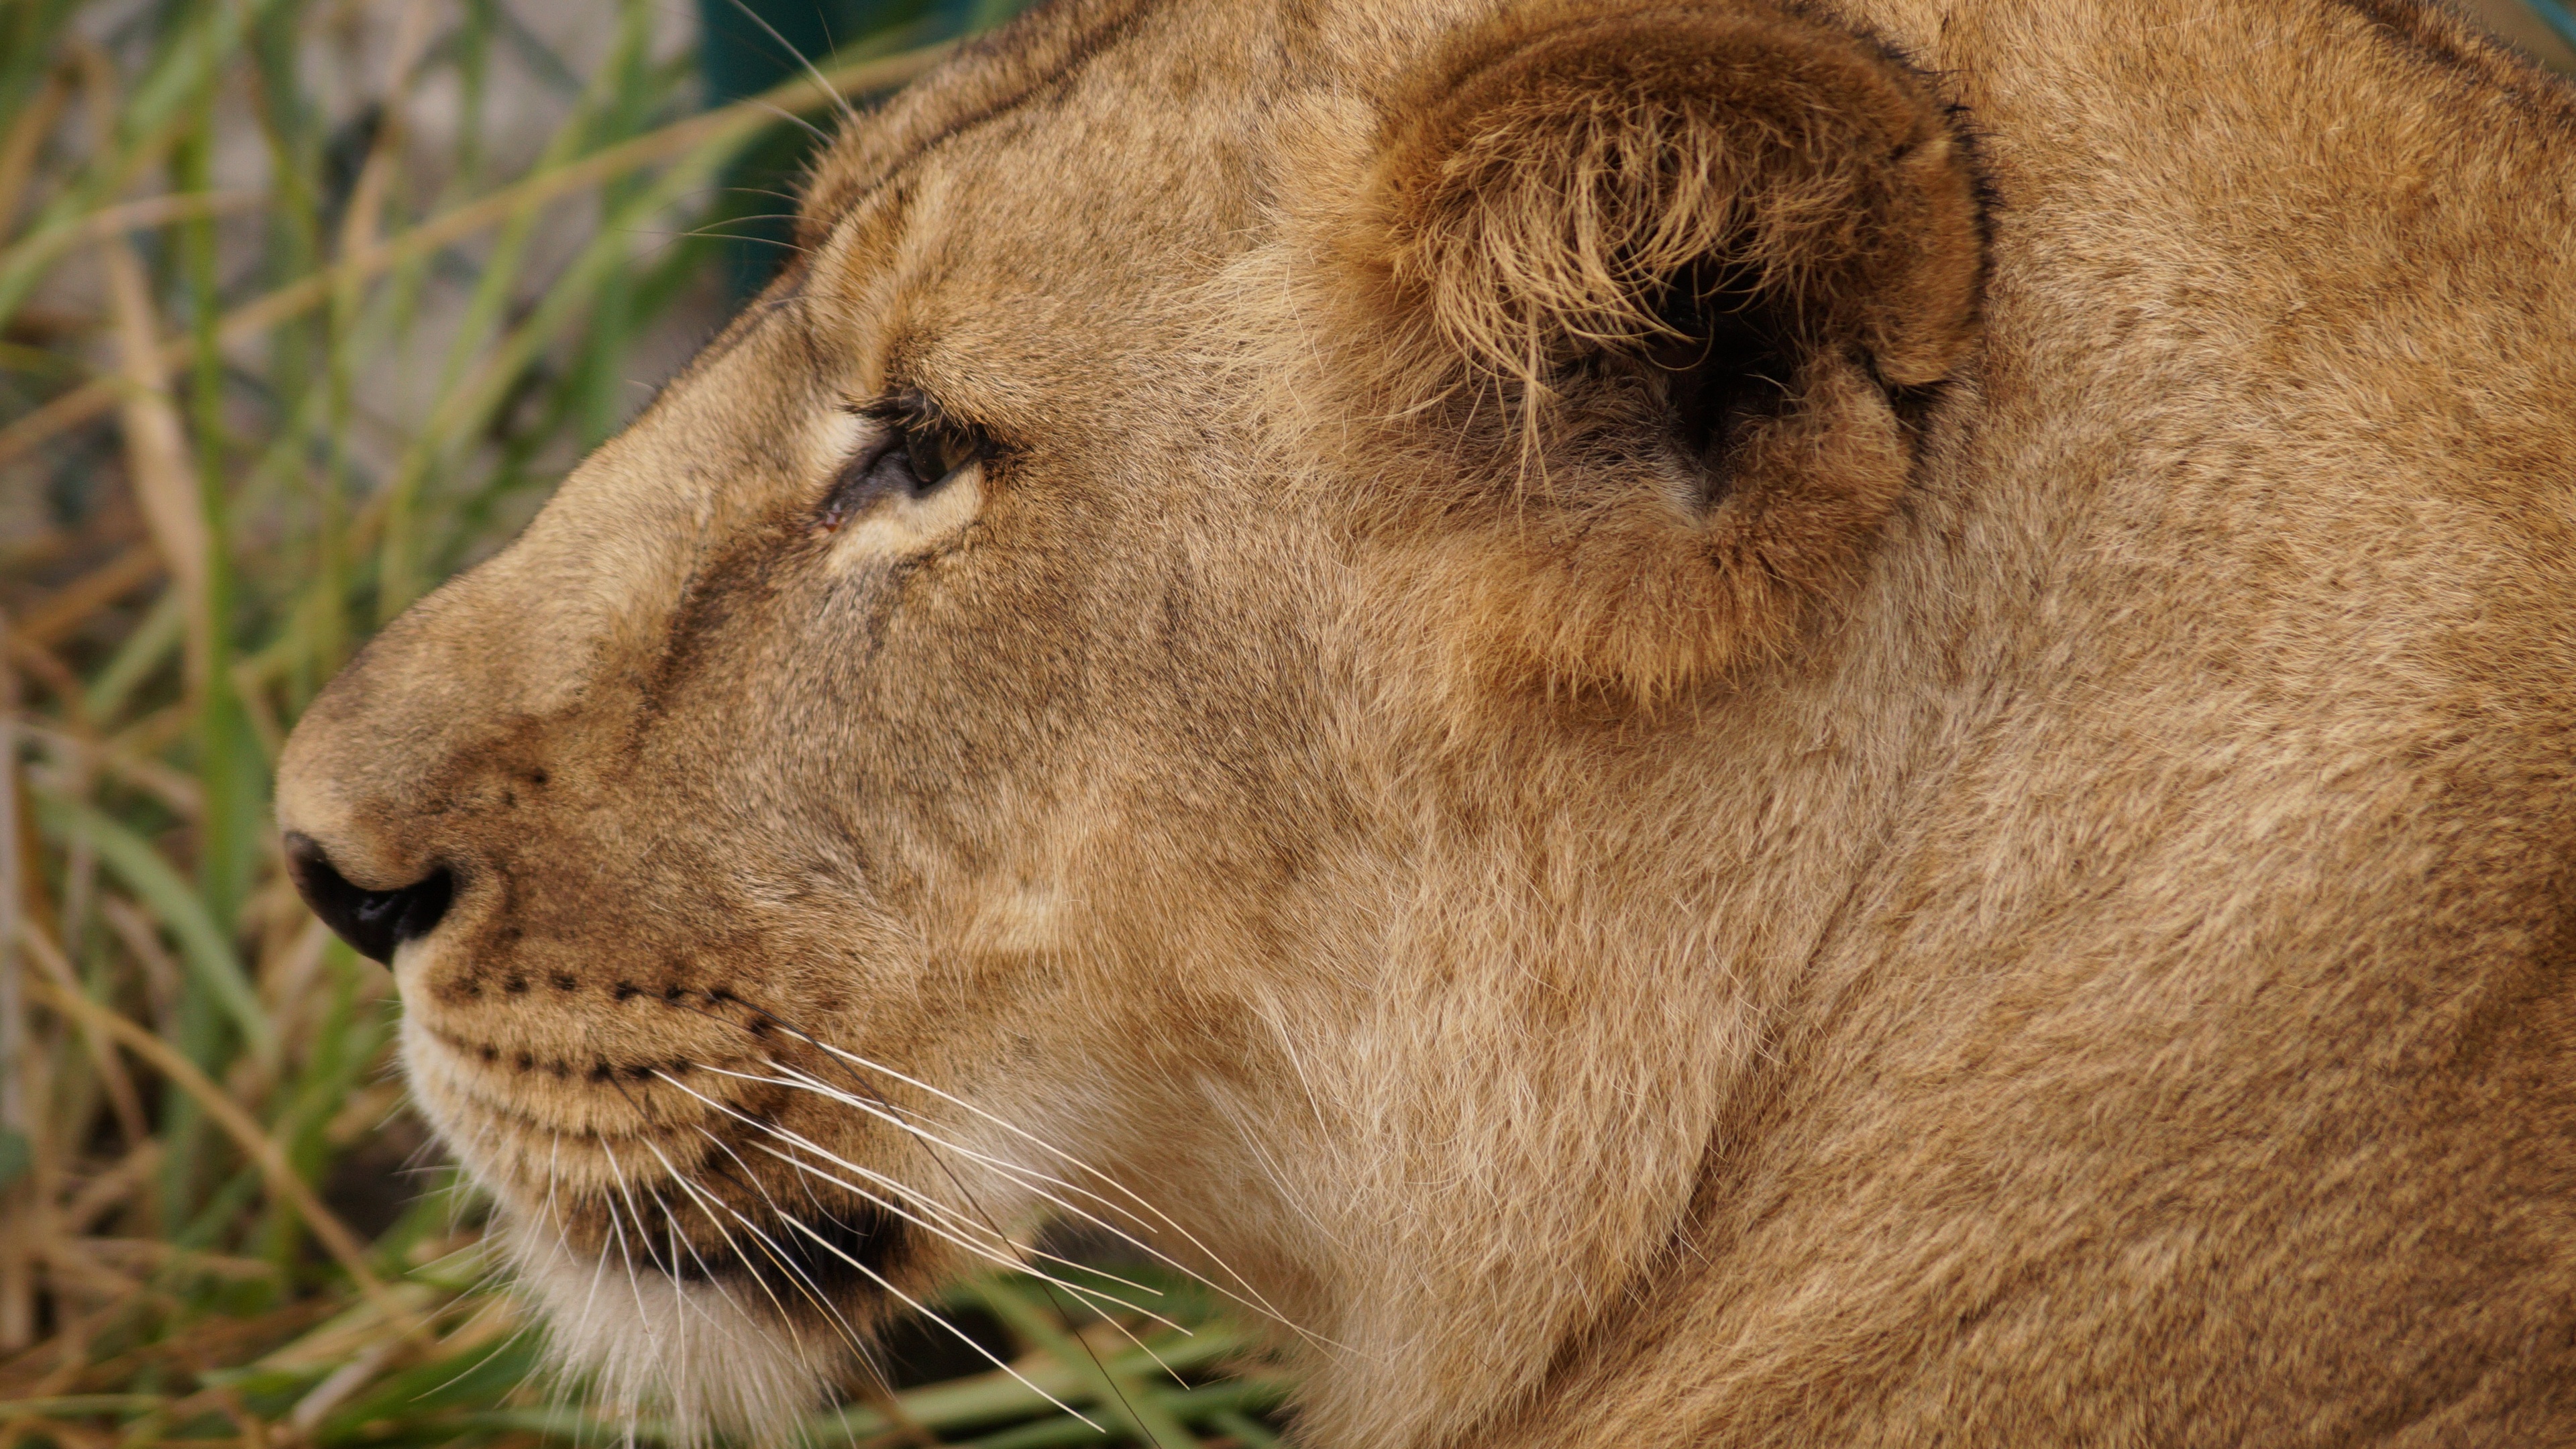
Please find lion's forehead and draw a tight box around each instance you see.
[795,0,1529,267]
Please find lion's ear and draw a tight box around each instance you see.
[1337,1,1984,700]
[1369,2,1982,400]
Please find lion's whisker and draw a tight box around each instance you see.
[771,1210,1106,1433]
[653,1073,1111,1307]
[637,1139,779,1317]
[757,1055,1202,1263]
[712,1063,1169,1248]
[643,1189,706,1401]
[647,1136,816,1347]
[711,1185,875,1358]
[593,1205,655,1409]
[759,1098,1202,1375]
[743,1138,1187,1336]
[568,1140,624,1338]
[602,1065,836,1371]
[411,1281,547,1405]
[751,1051,1348,1349]
[684,1129,879,1359]
[649,1182,735,1333]
[673,1002,1221,1336]
[1075,1296,1191,1388]
[691,1002,1331,1398]
[643,1071,1124,1424]
[1018,1243,1163,1300]
[784,1036,1157,1208]
[722,1063,1225,1304]
[699,1065,1285,1379]
[595,1144,661,1339]
[656,1071,1003,1238]
[749,1132,1021,1258]
[692,1184,1034,1425]
[545,1134,568,1242]
[797,1037,1252,1267]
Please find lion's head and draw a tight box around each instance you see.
[276,0,2576,1442]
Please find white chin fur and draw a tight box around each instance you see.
[507,1220,844,1442]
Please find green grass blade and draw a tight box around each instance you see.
[34,790,276,1065]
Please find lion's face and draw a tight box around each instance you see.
[278,0,2576,1443]
[282,15,1369,1411]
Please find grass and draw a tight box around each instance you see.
[0,1,1283,1445]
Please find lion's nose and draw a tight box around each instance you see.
[284,833,455,964]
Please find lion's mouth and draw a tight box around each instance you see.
[472,1095,923,1316]
[400,1013,922,1315]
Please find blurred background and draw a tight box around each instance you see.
[0,0,2565,1445]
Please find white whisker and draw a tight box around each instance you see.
[686,1130,878,1357]
[716,1062,1262,1322]
[743,1137,1187,1336]
[708,1064,1173,1252]
[642,1071,1112,1428]
[572,1146,621,1339]
[655,1071,1207,1383]
[753,1049,1340,1346]
[655,1142,817,1350]
[595,1143,661,1342]
[768,1057,1173,1235]
[631,1150,753,1335]
[651,1075,1134,1311]
[798,1042,1250,1257]
[773,1210,1106,1432]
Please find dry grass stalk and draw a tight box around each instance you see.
[97,237,213,675]
[25,978,413,1335]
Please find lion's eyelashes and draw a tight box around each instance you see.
[817,390,996,533]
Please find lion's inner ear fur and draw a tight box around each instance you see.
[1336,1,1984,701]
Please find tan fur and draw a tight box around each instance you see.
[276,0,2576,1444]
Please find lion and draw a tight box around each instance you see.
[273,0,2576,1442]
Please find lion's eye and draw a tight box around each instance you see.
[818,401,987,533]
[904,425,969,489]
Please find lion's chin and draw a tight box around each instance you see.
[506,1222,850,1442]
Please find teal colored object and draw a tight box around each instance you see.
[2528,0,2576,52]
[698,0,969,107]
[696,0,992,294]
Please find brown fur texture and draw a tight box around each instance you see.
[276,0,2576,1444]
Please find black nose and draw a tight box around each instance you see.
[284,833,453,964]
